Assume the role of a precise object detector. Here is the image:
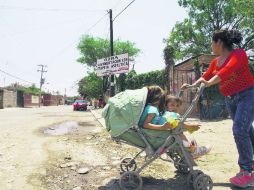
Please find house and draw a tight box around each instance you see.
[0,87,24,109]
[171,54,228,119]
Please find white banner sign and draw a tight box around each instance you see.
[31,96,39,104]
[96,53,129,76]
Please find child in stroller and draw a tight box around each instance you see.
[139,86,211,159]
[102,84,213,190]
[164,95,212,159]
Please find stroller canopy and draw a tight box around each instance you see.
[102,87,148,137]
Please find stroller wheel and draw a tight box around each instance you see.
[193,173,213,190]
[187,170,203,188]
[174,158,190,174]
[119,171,143,190]
[120,158,137,172]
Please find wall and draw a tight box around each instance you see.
[0,89,17,109]
[24,94,39,107]
[43,94,58,106]
[173,54,216,117]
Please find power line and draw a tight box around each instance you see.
[0,5,104,12]
[85,12,109,34]
[49,12,109,59]
[0,68,34,84]
[112,0,124,10]
[113,0,136,21]
[8,16,89,37]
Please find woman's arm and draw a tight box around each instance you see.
[205,75,221,87]
[143,114,171,130]
[181,59,217,89]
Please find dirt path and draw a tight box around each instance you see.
[0,106,250,190]
[0,106,103,190]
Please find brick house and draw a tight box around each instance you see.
[170,54,227,119]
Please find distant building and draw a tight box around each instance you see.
[43,94,64,106]
[0,87,24,109]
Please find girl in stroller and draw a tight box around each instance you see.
[164,95,212,159]
[138,85,211,158]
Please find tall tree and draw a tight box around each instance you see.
[163,45,175,93]
[167,0,254,60]
[77,35,140,67]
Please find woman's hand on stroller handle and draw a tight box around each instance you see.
[181,82,206,91]
[181,83,197,90]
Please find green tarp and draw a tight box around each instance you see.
[102,87,173,149]
[102,87,147,137]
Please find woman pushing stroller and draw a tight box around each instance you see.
[182,29,254,188]
[138,85,211,159]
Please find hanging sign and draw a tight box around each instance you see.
[96,53,129,76]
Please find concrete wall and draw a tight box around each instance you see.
[0,89,17,109]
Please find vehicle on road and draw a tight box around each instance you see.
[73,99,88,111]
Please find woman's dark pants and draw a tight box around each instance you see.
[225,86,254,172]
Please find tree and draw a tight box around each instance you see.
[78,72,103,99]
[163,45,175,93]
[77,35,140,67]
[124,70,165,90]
[167,0,254,60]
[10,83,43,96]
[77,35,141,93]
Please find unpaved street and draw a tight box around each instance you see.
[0,106,250,190]
[0,106,104,190]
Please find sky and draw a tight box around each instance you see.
[0,0,187,96]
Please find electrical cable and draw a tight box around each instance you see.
[49,11,109,59]
[113,0,136,21]
[0,68,34,84]
[0,5,104,12]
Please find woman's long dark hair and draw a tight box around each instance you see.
[146,85,165,113]
[212,29,242,50]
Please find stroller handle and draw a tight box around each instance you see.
[174,83,206,133]
[177,83,205,98]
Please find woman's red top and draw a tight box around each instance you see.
[202,48,254,96]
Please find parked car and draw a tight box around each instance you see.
[73,99,88,111]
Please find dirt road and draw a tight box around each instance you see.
[0,106,250,190]
[0,106,103,190]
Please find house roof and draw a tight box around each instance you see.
[175,54,216,71]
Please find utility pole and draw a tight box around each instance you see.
[37,65,47,107]
[109,9,115,97]
[64,88,67,105]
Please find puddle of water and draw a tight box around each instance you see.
[43,121,102,136]
[44,121,79,136]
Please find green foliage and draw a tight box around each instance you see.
[79,70,165,98]
[123,70,165,90]
[77,35,141,67]
[167,0,254,60]
[78,72,103,99]
[17,84,42,96]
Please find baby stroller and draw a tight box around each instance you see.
[102,83,213,190]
